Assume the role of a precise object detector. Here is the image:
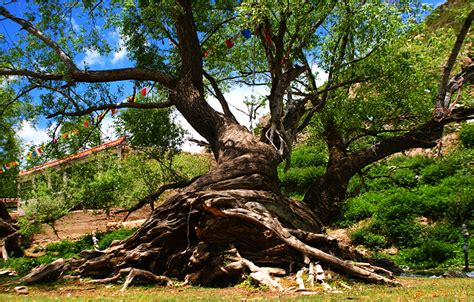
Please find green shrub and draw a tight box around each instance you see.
[459,123,474,148]
[97,227,137,250]
[395,240,456,269]
[0,257,39,276]
[350,227,387,249]
[290,146,327,168]
[427,223,462,243]
[342,192,381,225]
[281,166,325,192]
[420,163,456,185]
[392,169,418,188]
[373,190,423,247]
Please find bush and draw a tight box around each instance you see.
[281,166,325,193]
[395,240,456,269]
[372,190,423,247]
[350,227,387,249]
[97,227,137,250]
[0,257,39,276]
[459,123,474,148]
[342,192,381,225]
[290,146,327,168]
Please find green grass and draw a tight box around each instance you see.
[0,277,472,301]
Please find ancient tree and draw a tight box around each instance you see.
[0,0,472,287]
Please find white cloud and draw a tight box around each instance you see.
[17,121,49,146]
[311,63,329,86]
[0,76,19,88]
[70,17,80,32]
[100,116,118,140]
[112,43,127,65]
[80,49,105,68]
[110,29,128,65]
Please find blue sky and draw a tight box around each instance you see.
[0,0,449,154]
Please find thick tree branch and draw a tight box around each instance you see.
[0,5,77,70]
[46,100,174,118]
[0,67,177,89]
[436,9,473,110]
[348,107,474,172]
[203,71,237,122]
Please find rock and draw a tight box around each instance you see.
[466,271,474,278]
[442,270,467,278]
[14,286,28,295]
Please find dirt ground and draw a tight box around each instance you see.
[31,206,152,246]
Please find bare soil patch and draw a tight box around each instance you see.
[31,206,152,246]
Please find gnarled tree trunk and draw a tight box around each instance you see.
[20,121,398,287]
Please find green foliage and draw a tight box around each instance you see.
[279,145,327,195]
[341,145,473,268]
[394,240,456,269]
[350,227,387,249]
[115,103,184,155]
[459,123,474,148]
[0,228,136,276]
[342,192,381,225]
[97,227,136,250]
[17,150,211,236]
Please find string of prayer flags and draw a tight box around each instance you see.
[202,28,253,58]
[0,85,151,169]
[0,160,20,173]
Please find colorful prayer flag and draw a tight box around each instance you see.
[84,120,89,128]
[203,50,209,57]
[63,133,68,139]
[241,29,251,39]
[127,95,136,103]
[140,87,149,97]
[225,38,234,48]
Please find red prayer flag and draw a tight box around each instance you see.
[225,38,234,48]
[140,87,148,97]
[203,50,209,57]
[63,133,68,139]
[84,120,89,128]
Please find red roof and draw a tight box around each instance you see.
[0,198,20,203]
[19,136,126,176]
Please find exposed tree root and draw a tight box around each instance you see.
[87,267,171,291]
[19,258,69,284]
[16,158,401,288]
